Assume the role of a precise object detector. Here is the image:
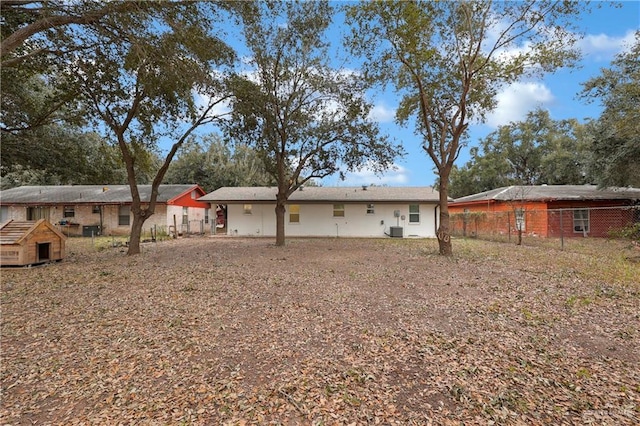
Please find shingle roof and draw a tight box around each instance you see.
[0,185,200,205]
[199,186,442,203]
[451,185,640,203]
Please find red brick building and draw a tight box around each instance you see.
[448,185,640,238]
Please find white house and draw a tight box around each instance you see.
[199,186,442,238]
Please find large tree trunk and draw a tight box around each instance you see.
[128,213,146,255]
[127,197,154,255]
[275,199,286,246]
[437,179,453,256]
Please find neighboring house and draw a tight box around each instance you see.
[199,186,442,238]
[448,185,640,238]
[0,185,210,237]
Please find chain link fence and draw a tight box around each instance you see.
[450,205,640,250]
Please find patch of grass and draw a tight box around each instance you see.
[565,295,593,309]
[576,367,591,379]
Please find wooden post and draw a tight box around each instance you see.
[173,215,177,239]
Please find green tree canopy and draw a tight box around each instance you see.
[164,133,275,192]
[449,109,590,198]
[56,1,246,254]
[581,31,640,187]
[227,0,401,246]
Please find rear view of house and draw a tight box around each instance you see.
[0,219,66,266]
[200,186,443,238]
[0,184,210,237]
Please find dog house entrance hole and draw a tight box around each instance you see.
[38,243,51,261]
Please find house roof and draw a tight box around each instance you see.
[451,185,640,204]
[200,186,442,203]
[0,185,203,205]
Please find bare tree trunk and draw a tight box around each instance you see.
[128,213,146,255]
[275,199,286,246]
[437,182,453,256]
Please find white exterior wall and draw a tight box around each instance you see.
[226,202,437,238]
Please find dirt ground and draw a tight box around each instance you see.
[1,236,639,425]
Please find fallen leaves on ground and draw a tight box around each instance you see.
[1,237,639,425]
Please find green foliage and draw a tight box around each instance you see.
[607,222,640,241]
[164,133,275,192]
[449,109,591,198]
[581,32,640,187]
[228,1,399,190]
[0,125,134,189]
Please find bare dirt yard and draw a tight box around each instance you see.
[1,236,639,425]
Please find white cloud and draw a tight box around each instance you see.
[193,92,232,118]
[485,82,554,128]
[579,30,636,61]
[368,102,396,123]
[326,163,409,186]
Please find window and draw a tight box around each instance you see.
[333,204,345,217]
[289,204,300,223]
[118,205,130,226]
[27,206,50,221]
[366,204,375,215]
[573,209,589,233]
[204,208,210,224]
[409,204,420,223]
[243,204,252,215]
[515,208,525,231]
[191,190,197,199]
[63,206,75,218]
[182,207,188,225]
[92,205,101,214]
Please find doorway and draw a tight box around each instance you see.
[37,243,51,262]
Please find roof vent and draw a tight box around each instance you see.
[362,185,368,191]
[299,185,304,191]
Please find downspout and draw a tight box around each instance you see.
[99,205,104,235]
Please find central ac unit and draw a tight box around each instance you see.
[389,226,403,238]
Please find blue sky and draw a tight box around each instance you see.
[320,1,640,187]
[194,1,639,188]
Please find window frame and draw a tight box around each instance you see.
[333,204,345,217]
[63,206,75,218]
[118,205,130,226]
[182,206,188,225]
[243,204,252,215]
[409,204,420,223]
[366,203,375,215]
[515,208,526,232]
[289,204,300,223]
[573,209,590,233]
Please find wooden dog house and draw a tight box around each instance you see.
[0,220,66,266]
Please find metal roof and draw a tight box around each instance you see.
[0,185,201,205]
[199,186,442,203]
[451,185,640,203]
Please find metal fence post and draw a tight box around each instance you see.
[559,208,564,250]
